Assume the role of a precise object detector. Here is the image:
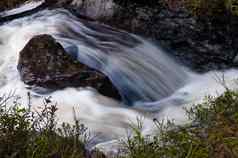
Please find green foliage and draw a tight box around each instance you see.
[0,94,87,158]
[120,90,238,158]
[184,0,238,17]
[1,89,238,158]
[228,0,238,16]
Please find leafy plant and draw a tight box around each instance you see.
[120,90,238,158]
[0,93,88,158]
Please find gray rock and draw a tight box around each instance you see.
[103,3,238,72]
[17,34,121,100]
[70,0,115,20]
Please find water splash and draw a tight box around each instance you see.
[0,7,238,151]
[0,0,44,17]
[1,9,189,104]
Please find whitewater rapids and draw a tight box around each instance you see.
[0,4,238,151]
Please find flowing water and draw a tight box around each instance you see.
[0,2,238,151]
[0,0,44,17]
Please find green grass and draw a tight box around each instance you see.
[0,93,88,158]
[120,90,238,158]
[1,90,238,158]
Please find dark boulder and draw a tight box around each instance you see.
[45,0,73,7]
[103,2,238,72]
[17,34,121,100]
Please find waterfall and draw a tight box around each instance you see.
[0,6,238,150]
[0,9,189,104]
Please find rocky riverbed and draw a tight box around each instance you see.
[103,2,238,72]
[2,0,238,72]
[1,1,238,157]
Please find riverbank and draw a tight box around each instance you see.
[1,89,238,158]
[1,0,238,72]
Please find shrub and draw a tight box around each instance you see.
[0,93,88,158]
[1,89,238,158]
[120,90,238,158]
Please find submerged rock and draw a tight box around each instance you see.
[17,34,121,100]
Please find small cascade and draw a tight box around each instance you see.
[0,6,237,150]
[0,9,188,104]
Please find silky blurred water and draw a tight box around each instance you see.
[0,5,238,151]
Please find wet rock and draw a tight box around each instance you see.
[103,3,238,72]
[0,0,28,11]
[45,0,73,7]
[17,34,121,100]
[233,55,238,65]
[68,0,115,20]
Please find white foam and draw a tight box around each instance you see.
[0,8,237,151]
[0,0,44,17]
